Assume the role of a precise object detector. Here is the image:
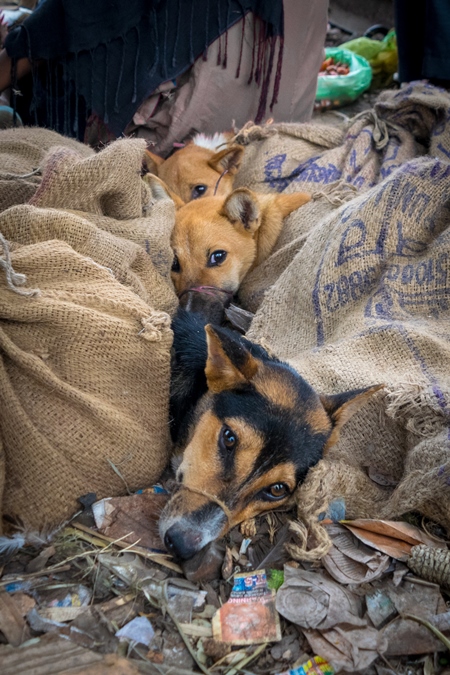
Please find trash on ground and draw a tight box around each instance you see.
[302,624,387,673]
[92,487,169,551]
[115,616,155,647]
[340,519,444,561]
[276,654,334,675]
[275,566,365,630]
[322,523,391,584]
[315,47,372,109]
[212,569,281,644]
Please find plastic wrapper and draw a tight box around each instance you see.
[341,31,398,89]
[315,47,372,110]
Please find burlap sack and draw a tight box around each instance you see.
[248,156,450,556]
[0,138,177,528]
[0,127,93,213]
[238,83,450,312]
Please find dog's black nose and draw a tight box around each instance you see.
[164,524,203,560]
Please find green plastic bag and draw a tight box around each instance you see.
[342,30,398,89]
[315,47,372,109]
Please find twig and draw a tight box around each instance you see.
[224,643,267,675]
[70,522,182,572]
[107,458,131,495]
[0,564,71,587]
[404,574,440,588]
[377,651,400,675]
[402,613,450,650]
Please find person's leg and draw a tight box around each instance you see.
[394,0,427,83]
[423,0,450,85]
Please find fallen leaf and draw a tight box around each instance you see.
[25,546,56,574]
[92,490,168,551]
[302,624,388,673]
[323,523,391,584]
[275,567,365,630]
[381,578,446,655]
[0,591,31,646]
[341,519,442,561]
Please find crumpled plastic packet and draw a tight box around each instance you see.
[212,569,281,645]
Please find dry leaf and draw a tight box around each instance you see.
[0,591,31,646]
[92,490,168,551]
[302,624,388,673]
[323,523,391,584]
[341,519,442,561]
[275,567,365,630]
[381,578,446,655]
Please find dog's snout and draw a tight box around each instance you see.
[164,524,204,560]
[178,288,227,323]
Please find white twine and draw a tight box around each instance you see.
[0,233,40,297]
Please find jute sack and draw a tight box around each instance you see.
[0,127,93,213]
[233,121,345,194]
[238,83,450,312]
[248,157,450,558]
[0,138,177,528]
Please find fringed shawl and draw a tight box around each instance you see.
[5,0,284,137]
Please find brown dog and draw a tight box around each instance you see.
[144,133,243,204]
[144,174,311,298]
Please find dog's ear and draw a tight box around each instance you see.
[252,192,311,267]
[143,150,164,174]
[205,324,259,393]
[320,384,384,452]
[208,145,244,176]
[143,173,186,209]
[221,188,261,233]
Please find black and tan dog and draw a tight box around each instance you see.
[160,309,381,560]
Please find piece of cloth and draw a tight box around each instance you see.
[395,0,450,84]
[5,0,284,137]
[128,0,328,156]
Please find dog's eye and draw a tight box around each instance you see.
[191,184,207,199]
[219,425,237,451]
[208,250,227,267]
[261,483,289,501]
[171,254,180,273]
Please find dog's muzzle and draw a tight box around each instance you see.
[178,286,233,323]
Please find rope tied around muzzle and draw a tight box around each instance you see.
[0,233,40,297]
[176,484,233,525]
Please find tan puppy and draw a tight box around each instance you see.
[170,188,310,295]
[142,171,311,296]
[144,133,243,204]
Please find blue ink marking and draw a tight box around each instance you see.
[384,142,400,163]
[395,220,428,257]
[264,154,289,192]
[312,235,336,346]
[352,176,365,189]
[437,142,450,160]
[266,154,342,190]
[145,239,150,254]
